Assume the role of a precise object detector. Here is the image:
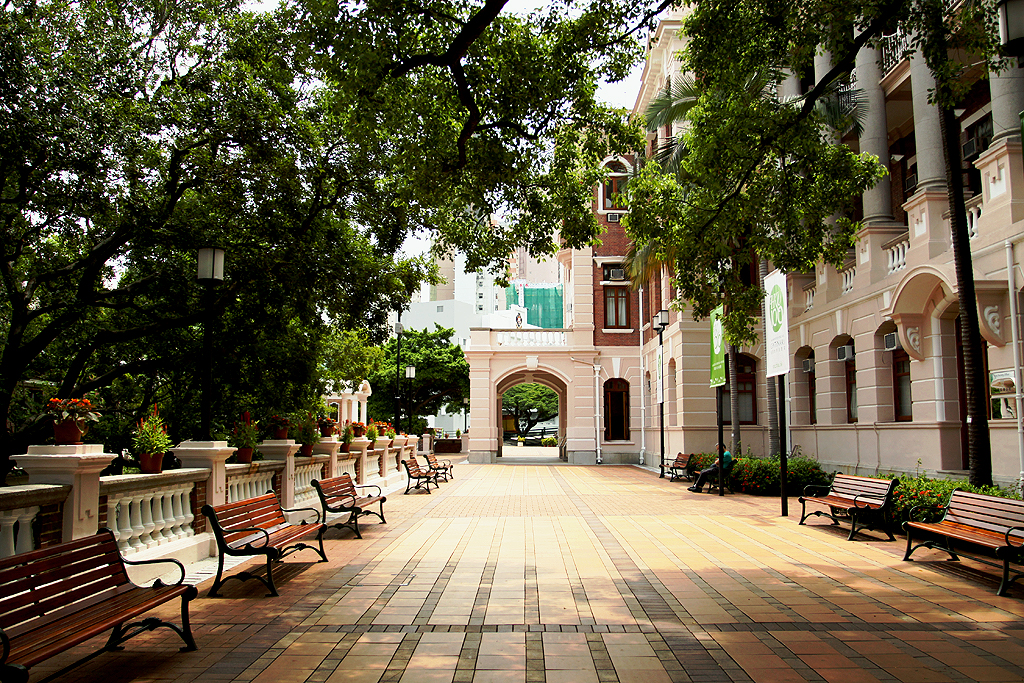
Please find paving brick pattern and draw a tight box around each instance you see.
[32,464,1024,683]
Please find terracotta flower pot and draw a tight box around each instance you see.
[272,426,289,440]
[52,418,84,445]
[340,443,350,453]
[234,447,254,464]
[351,425,365,437]
[138,452,164,474]
[299,444,314,457]
[319,423,335,437]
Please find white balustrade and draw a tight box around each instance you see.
[495,329,567,347]
[336,457,358,479]
[804,286,816,311]
[967,203,982,240]
[294,461,324,506]
[887,239,909,274]
[226,470,275,503]
[0,506,40,559]
[841,267,856,294]
[105,485,195,555]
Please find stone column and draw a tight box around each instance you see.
[990,59,1024,141]
[779,69,801,100]
[16,445,112,542]
[311,439,340,478]
[171,440,233,507]
[857,44,894,224]
[259,440,300,508]
[909,50,946,192]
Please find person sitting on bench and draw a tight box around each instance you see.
[688,446,731,493]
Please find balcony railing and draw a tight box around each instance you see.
[885,234,910,274]
[495,329,568,347]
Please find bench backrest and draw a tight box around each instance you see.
[0,530,129,636]
[670,454,689,468]
[403,458,427,477]
[312,474,357,508]
[425,453,444,467]
[943,489,1024,540]
[829,474,897,504]
[203,492,288,547]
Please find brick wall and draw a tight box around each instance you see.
[190,479,207,534]
[592,220,640,348]
[35,502,64,548]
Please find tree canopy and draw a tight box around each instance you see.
[1,0,655,477]
[502,383,559,436]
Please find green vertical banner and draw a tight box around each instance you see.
[710,304,726,388]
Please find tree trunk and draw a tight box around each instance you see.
[924,2,992,486]
[759,258,780,455]
[729,343,741,455]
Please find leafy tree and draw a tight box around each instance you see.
[501,383,559,437]
[366,326,469,435]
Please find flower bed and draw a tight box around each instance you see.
[879,474,1021,523]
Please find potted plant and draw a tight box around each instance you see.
[350,421,366,438]
[296,412,321,456]
[132,405,174,474]
[229,412,260,464]
[365,422,379,444]
[317,413,336,438]
[44,397,101,445]
[340,423,354,453]
[268,414,291,440]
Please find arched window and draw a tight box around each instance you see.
[603,161,628,210]
[604,378,630,441]
[723,354,757,425]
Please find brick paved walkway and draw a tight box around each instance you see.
[39,464,1024,683]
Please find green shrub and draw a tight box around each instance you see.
[729,455,830,496]
[541,437,557,447]
[889,475,1019,523]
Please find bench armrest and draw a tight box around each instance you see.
[803,484,830,498]
[851,493,884,509]
[122,555,187,587]
[282,505,322,524]
[1005,526,1024,549]
[1,624,9,666]
[354,484,382,496]
[907,503,944,522]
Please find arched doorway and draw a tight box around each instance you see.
[494,370,568,464]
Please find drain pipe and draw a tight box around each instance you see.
[639,285,646,465]
[1007,239,1024,495]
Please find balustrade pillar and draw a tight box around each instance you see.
[259,440,300,508]
[171,441,233,507]
[16,445,112,542]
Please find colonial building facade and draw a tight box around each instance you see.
[466,8,1024,486]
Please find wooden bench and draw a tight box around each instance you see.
[666,453,697,482]
[402,458,437,494]
[0,529,197,683]
[201,492,327,598]
[424,452,453,481]
[903,489,1024,596]
[706,458,737,494]
[311,474,386,539]
[799,474,898,541]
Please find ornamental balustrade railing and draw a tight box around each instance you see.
[99,470,206,555]
[0,485,69,559]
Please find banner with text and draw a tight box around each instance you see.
[764,270,790,378]
[710,304,725,387]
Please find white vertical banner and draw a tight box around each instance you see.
[656,344,665,404]
[764,270,790,378]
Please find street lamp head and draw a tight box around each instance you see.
[653,309,669,331]
[999,0,1024,58]
[405,365,416,379]
[196,247,225,281]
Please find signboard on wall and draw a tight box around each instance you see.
[764,270,790,378]
[710,304,725,387]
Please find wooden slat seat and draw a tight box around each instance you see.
[799,474,898,541]
[903,489,1024,596]
[0,530,197,683]
[402,458,437,494]
[424,453,453,481]
[311,474,386,539]
[201,492,326,598]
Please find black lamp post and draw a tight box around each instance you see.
[653,309,669,477]
[394,319,403,434]
[463,397,469,432]
[197,247,224,441]
[405,365,415,434]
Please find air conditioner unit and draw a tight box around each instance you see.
[837,344,855,362]
[883,332,902,352]
[606,213,621,223]
[609,268,626,281]
[904,173,918,193]
[962,138,979,161]
[802,359,814,373]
